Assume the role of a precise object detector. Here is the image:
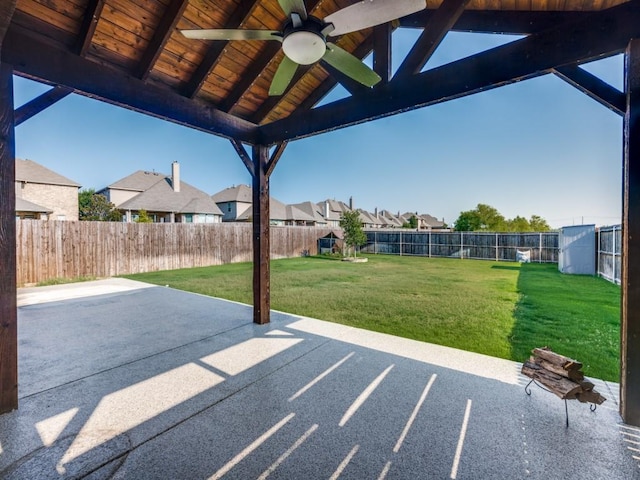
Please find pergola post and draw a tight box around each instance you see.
[252,145,270,325]
[0,62,18,414]
[621,38,640,427]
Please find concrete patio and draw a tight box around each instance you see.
[0,279,637,479]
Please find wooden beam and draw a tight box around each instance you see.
[394,0,470,80]
[219,0,323,113]
[15,86,74,126]
[3,27,259,143]
[373,23,392,84]
[400,9,594,35]
[259,0,640,145]
[252,145,270,325]
[0,0,16,51]
[136,0,189,81]
[0,62,17,414]
[183,0,262,98]
[265,141,287,178]
[230,139,254,177]
[621,38,640,427]
[554,65,625,117]
[76,0,105,56]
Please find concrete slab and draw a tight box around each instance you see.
[1,280,637,479]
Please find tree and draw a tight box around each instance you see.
[136,209,153,223]
[529,215,551,232]
[79,189,121,221]
[454,204,551,232]
[339,210,367,257]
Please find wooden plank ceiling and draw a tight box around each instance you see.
[4,0,633,141]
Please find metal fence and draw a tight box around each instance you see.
[362,230,559,263]
[597,224,621,285]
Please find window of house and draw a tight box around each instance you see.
[227,202,231,212]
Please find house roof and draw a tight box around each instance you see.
[211,185,253,203]
[15,196,52,214]
[15,159,80,188]
[106,170,167,192]
[117,175,223,215]
[236,197,319,223]
[290,201,327,224]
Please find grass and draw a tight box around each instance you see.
[124,255,621,381]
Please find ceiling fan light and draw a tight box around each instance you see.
[282,30,326,65]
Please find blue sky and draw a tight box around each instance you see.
[13,29,623,228]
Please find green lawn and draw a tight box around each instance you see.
[124,255,621,381]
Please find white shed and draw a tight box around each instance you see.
[558,225,596,275]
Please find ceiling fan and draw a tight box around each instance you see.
[181,0,426,96]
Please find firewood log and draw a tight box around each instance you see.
[532,347,583,372]
[531,356,585,382]
[521,361,582,399]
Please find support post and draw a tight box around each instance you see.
[622,39,640,426]
[0,62,17,413]
[252,145,270,324]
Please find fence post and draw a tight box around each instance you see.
[539,232,542,263]
[429,230,432,258]
[461,232,464,259]
[495,233,499,261]
[613,225,617,283]
[400,230,402,256]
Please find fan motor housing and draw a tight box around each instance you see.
[282,16,327,65]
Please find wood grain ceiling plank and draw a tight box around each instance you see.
[136,0,190,80]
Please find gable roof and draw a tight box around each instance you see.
[106,170,167,192]
[15,159,80,188]
[15,196,52,214]
[212,185,253,203]
[290,201,327,224]
[117,175,223,215]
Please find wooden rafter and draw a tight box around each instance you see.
[75,0,105,57]
[4,27,259,143]
[15,86,73,126]
[259,1,640,144]
[554,65,625,116]
[183,0,262,98]
[136,0,190,81]
[394,0,471,80]
[399,9,595,35]
[373,23,392,84]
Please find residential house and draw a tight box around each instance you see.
[236,197,302,226]
[211,184,252,222]
[15,159,81,220]
[288,201,328,227]
[317,198,351,227]
[99,162,223,223]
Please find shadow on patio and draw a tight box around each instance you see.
[0,279,638,479]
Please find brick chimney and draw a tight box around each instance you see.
[349,196,353,210]
[172,161,180,193]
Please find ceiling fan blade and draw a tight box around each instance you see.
[181,29,282,41]
[324,0,426,36]
[278,0,308,20]
[322,43,381,87]
[269,56,299,96]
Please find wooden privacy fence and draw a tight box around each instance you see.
[16,220,335,286]
[362,230,559,263]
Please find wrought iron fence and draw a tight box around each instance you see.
[362,230,559,263]
[597,225,621,285]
